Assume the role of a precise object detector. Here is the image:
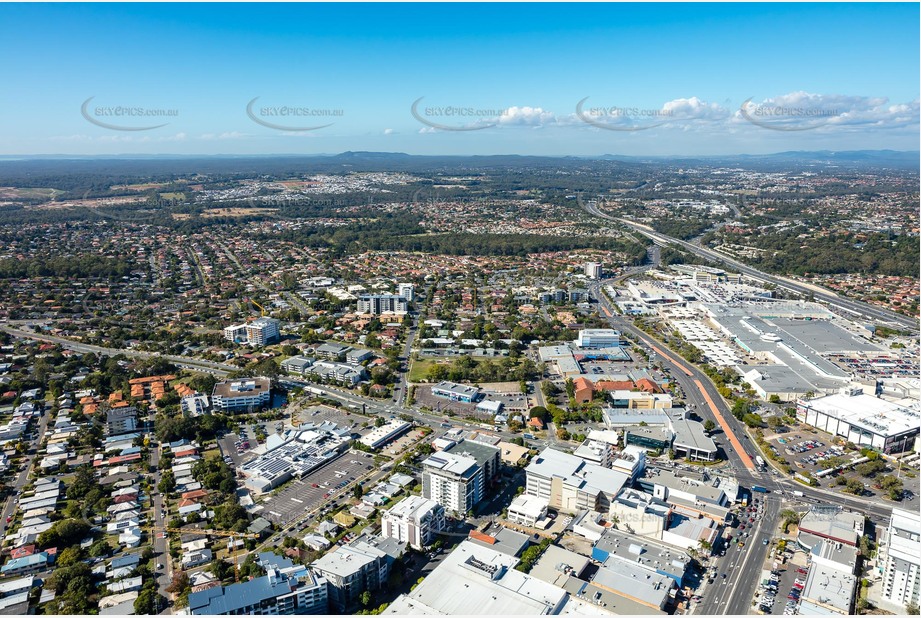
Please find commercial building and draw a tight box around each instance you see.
[431,381,481,403]
[358,419,411,450]
[606,408,717,462]
[605,392,673,410]
[241,424,350,494]
[224,318,280,346]
[878,508,921,612]
[187,566,328,615]
[573,430,620,468]
[576,329,620,349]
[507,494,550,527]
[637,468,730,524]
[356,294,408,315]
[797,506,865,549]
[585,262,603,280]
[380,496,446,549]
[422,451,485,515]
[211,377,271,412]
[592,529,690,587]
[525,448,629,514]
[590,558,676,611]
[383,539,568,615]
[796,388,920,453]
[797,554,857,616]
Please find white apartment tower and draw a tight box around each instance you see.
[880,507,921,611]
[380,496,445,549]
[397,283,415,302]
[421,451,484,515]
[585,262,602,279]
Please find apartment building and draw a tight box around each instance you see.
[224,317,280,346]
[422,451,484,515]
[381,496,445,549]
[879,507,921,612]
[187,567,328,615]
[356,294,408,315]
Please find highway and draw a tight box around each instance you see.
[581,198,919,333]
[0,324,235,376]
[589,279,894,612]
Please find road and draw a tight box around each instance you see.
[588,278,895,524]
[149,444,174,613]
[580,198,918,333]
[590,276,894,612]
[0,400,52,538]
[696,493,782,615]
[0,325,235,376]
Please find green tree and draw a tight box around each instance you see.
[703,419,716,433]
[158,470,176,494]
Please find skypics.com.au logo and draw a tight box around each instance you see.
[81,97,178,131]
[246,97,343,132]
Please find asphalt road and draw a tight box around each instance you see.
[0,401,51,538]
[580,199,918,333]
[695,493,782,615]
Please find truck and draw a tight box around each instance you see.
[792,490,804,497]
[752,485,769,493]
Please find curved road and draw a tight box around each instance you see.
[580,198,918,333]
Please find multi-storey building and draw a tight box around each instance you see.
[575,328,620,349]
[211,377,272,412]
[422,451,484,515]
[246,318,281,346]
[880,507,921,612]
[524,447,629,514]
[187,567,328,615]
[381,496,445,549]
[356,294,408,315]
[585,262,602,280]
[397,283,415,301]
[224,317,280,346]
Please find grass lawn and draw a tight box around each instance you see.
[407,358,437,382]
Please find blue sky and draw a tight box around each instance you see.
[1,3,918,156]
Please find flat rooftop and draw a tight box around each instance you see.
[213,377,270,398]
[383,540,567,615]
[802,391,921,437]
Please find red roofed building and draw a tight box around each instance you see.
[595,380,634,392]
[573,377,594,404]
[468,529,496,544]
[636,378,661,393]
[10,545,35,560]
[528,416,545,430]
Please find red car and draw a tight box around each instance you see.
[323,493,330,498]
[312,483,319,488]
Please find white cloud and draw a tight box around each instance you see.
[733,92,920,131]
[383,128,394,135]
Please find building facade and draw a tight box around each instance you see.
[381,496,445,549]
[356,294,408,315]
[880,508,921,612]
[576,329,620,349]
[422,451,484,515]
[211,377,272,412]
